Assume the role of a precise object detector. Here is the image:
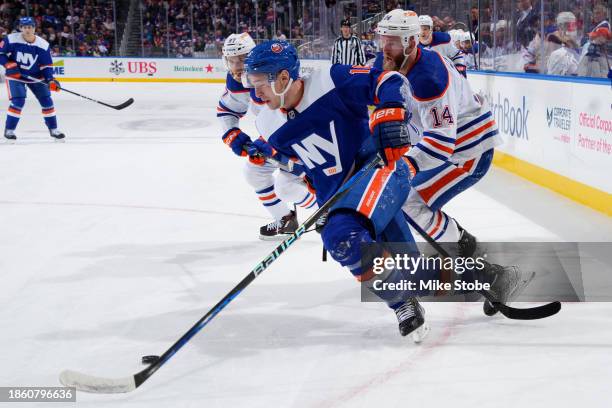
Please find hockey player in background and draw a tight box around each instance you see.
[241,40,525,339]
[1,17,64,141]
[418,15,467,77]
[217,33,316,240]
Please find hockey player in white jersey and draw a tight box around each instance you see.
[376,10,530,315]
[217,33,316,240]
[376,9,501,255]
[418,15,467,77]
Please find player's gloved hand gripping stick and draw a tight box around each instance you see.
[19,75,134,110]
[58,154,383,394]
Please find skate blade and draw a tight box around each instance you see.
[411,322,430,344]
[3,139,16,144]
[52,137,66,143]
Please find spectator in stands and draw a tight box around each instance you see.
[546,12,580,76]
[470,6,479,40]
[516,0,539,48]
[443,16,456,31]
[577,4,611,78]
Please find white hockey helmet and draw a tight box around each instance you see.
[418,15,433,28]
[461,31,475,43]
[222,32,256,73]
[376,9,421,48]
[449,29,464,43]
[222,32,256,58]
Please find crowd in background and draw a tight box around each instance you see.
[407,0,611,77]
[141,0,315,57]
[0,0,609,78]
[0,0,116,56]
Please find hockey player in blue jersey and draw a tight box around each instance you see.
[1,17,64,141]
[240,39,524,340]
[242,40,434,340]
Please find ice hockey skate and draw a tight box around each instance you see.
[50,129,66,140]
[481,264,536,316]
[395,298,430,343]
[259,210,298,240]
[4,129,16,142]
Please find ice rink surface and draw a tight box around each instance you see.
[1,83,611,408]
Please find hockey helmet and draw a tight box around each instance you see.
[18,17,35,27]
[244,40,300,84]
[418,15,433,28]
[376,9,421,49]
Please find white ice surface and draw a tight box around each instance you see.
[1,83,611,408]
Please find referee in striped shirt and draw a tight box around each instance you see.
[331,19,366,65]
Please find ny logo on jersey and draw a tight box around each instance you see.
[16,51,38,70]
[291,122,343,176]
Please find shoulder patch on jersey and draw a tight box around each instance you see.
[407,49,450,101]
[226,73,247,92]
[431,31,451,46]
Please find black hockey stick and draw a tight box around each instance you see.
[61,88,134,110]
[22,75,134,110]
[467,13,480,70]
[408,220,561,320]
[59,155,383,394]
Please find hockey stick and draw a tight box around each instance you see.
[467,13,480,70]
[408,219,561,320]
[20,75,134,110]
[59,155,383,394]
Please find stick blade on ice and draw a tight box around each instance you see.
[113,98,134,110]
[59,369,136,393]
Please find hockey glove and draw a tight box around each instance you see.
[46,78,61,92]
[4,62,21,79]
[222,128,252,157]
[370,103,411,170]
[246,137,291,167]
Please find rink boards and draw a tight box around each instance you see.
[42,57,612,215]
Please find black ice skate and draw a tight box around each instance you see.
[4,129,16,141]
[481,264,535,316]
[50,129,65,140]
[259,210,298,240]
[395,298,430,343]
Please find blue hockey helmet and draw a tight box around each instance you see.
[18,17,35,27]
[244,40,300,84]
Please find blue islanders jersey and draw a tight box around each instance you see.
[0,33,54,81]
[255,64,412,203]
[217,72,265,132]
